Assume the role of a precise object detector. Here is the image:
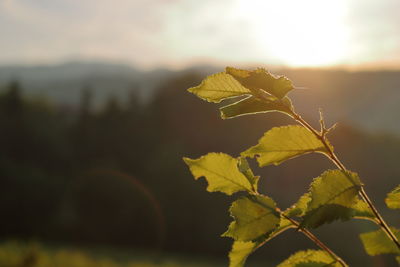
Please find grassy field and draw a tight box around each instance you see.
[0,241,225,267]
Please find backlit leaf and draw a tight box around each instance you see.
[385,184,400,209]
[223,195,280,241]
[226,67,294,99]
[188,72,251,103]
[228,241,257,267]
[237,157,259,192]
[285,193,311,218]
[350,197,375,221]
[228,216,296,267]
[277,250,341,267]
[360,228,400,256]
[242,125,329,167]
[183,153,253,195]
[289,196,375,221]
[220,95,293,119]
[301,170,362,228]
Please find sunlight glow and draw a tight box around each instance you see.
[233,0,350,67]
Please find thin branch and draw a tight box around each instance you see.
[290,110,400,250]
[281,212,348,267]
[251,193,347,266]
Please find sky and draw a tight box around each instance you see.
[0,0,400,69]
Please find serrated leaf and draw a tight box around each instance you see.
[237,157,259,192]
[385,184,400,209]
[183,153,253,195]
[228,241,257,267]
[223,195,280,241]
[228,216,296,267]
[226,67,294,99]
[220,95,293,119]
[242,125,329,167]
[285,193,311,218]
[360,228,400,256]
[288,196,374,221]
[277,250,341,267]
[301,170,362,228]
[187,72,251,103]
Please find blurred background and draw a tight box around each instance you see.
[0,0,400,266]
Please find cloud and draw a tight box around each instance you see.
[0,0,399,68]
[161,0,263,63]
[346,0,400,64]
[0,0,175,66]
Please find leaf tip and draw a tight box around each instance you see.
[182,156,193,165]
[221,222,235,238]
[187,86,196,93]
[219,110,228,120]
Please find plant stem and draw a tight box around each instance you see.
[252,194,347,265]
[290,111,400,250]
[281,213,348,267]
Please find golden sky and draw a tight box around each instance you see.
[1,0,399,69]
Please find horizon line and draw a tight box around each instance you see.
[1,58,400,73]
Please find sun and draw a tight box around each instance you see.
[233,0,350,67]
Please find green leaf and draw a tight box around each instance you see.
[183,153,253,195]
[228,216,296,267]
[242,125,329,167]
[237,157,259,192]
[350,197,375,221]
[220,95,293,119]
[301,170,362,228]
[288,196,374,222]
[228,241,257,267]
[360,228,400,256]
[188,72,251,103]
[385,184,400,209]
[223,195,280,241]
[277,250,341,267]
[226,67,294,99]
[285,193,312,218]
[288,196,374,221]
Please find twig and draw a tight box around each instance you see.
[290,111,400,250]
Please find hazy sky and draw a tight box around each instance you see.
[1,0,399,69]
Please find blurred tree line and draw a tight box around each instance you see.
[0,73,399,265]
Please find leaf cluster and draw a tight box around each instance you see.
[183,67,400,266]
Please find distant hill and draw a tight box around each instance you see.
[281,68,400,133]
[0,61,172,107]
[0,61,400,133]
[0,62,222,108]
